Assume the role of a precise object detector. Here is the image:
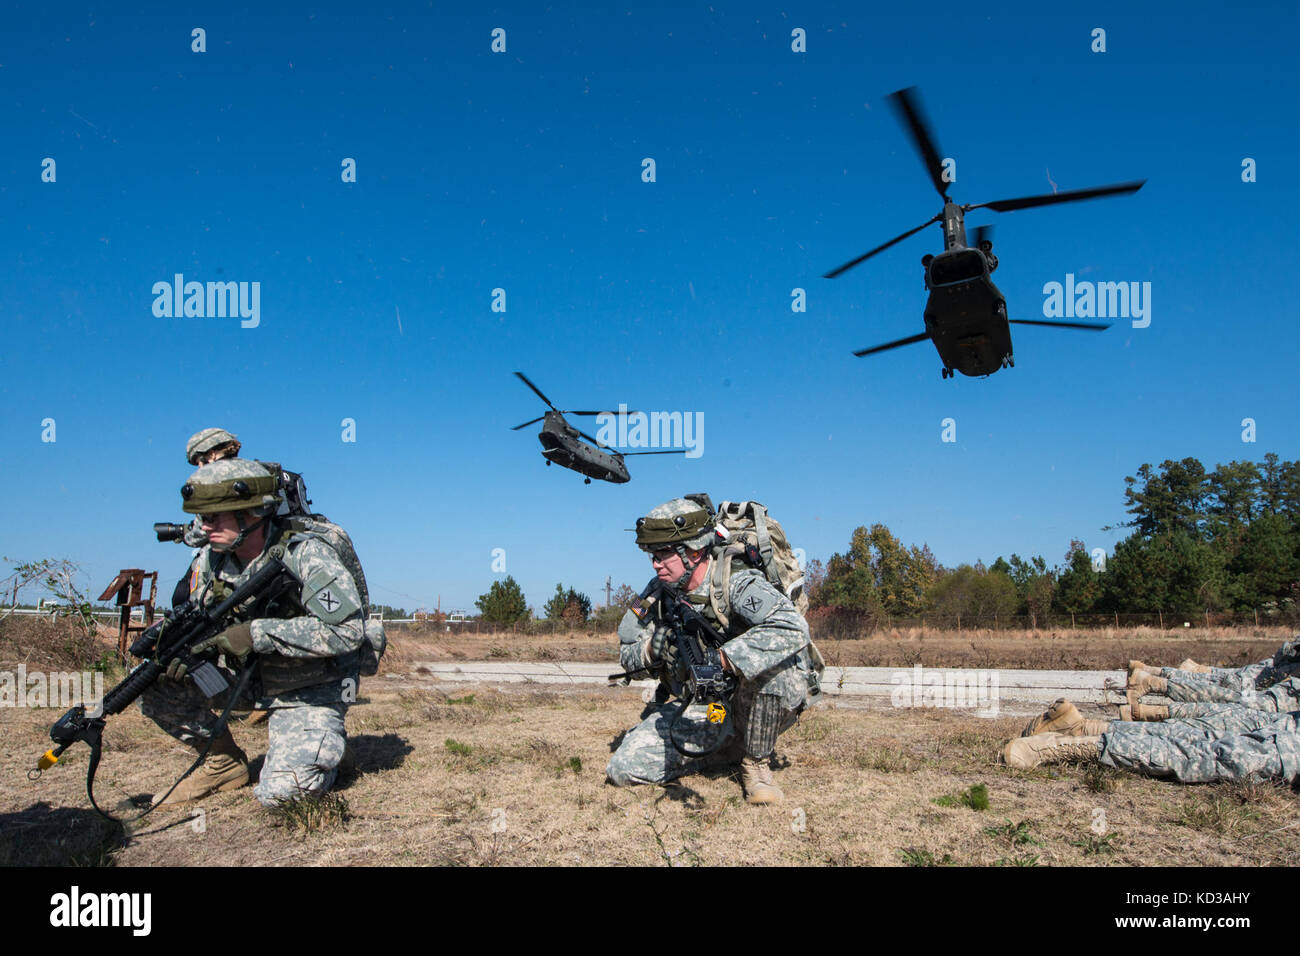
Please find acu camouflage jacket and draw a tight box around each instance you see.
[619,564,815,710]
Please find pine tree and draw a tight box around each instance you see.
[544,583,592,622]
[475,576,529,625]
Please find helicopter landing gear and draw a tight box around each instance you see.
[584,477,591,484]
[545,460,552,466]
[941,366,953,379]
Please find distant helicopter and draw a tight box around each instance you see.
[825,87,1146,379]
[511,372,686,484]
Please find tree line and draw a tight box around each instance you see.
[808,454,1300,627]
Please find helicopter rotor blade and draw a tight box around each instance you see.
[514,371,557,410]
[824,215,941,278]
[1008,319,1112,331]
[888,87,950,201]
[564,410,635,417]
[852,331,932,357]
[510,416,547,431]
[967,180,1146,214]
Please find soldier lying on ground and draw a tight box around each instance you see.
[1114,639,1300,718]
[999,698,1300,784]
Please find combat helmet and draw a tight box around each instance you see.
[181,459,281,551]
[186,427,241,466]
[635,496,719,587]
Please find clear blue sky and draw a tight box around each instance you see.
[2,2,1295,613]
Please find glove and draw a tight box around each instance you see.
[164,657,190,681]
[192,621,255,662]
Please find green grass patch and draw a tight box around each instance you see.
[983,818,1040,846]
[898,847,955,867]
[1070,832,1118,856]
[933,783,989,811]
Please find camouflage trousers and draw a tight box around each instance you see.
[606,689,800,786]
[1100,707,1300,784]
[1166,657,1300,692]
[140,674,348,806]
[1151,671,1300,711]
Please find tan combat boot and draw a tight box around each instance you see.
[1130,702,1169,721]
[1000,732,1102,769]
[739,756,783,805]
[1177,658,1212,674]
[1127,660,1163,680]
[1127,671,1168,697]
[1020,699,1109,737]
[152,731,250,807]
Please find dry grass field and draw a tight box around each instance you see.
[387,621,1290,672]
[3,617,1297,867]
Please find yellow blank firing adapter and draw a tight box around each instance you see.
[706,703,727,724]
[39,749,60,770]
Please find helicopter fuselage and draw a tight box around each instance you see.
[923,242,1013,378]
[537,413,631,483]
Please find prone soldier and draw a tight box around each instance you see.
[1002,697,1300,784]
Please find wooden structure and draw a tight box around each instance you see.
[98,569,158,661]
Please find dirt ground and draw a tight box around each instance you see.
[3,618,1297,867]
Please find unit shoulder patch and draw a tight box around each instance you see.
[303,568,360,624]
[730,573,779,624]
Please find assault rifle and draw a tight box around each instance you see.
[609,579,738,757]
[34,559,295,817]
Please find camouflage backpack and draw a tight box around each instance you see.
[704,500,809,628]
[702,499,824,694]
[279,514,386,676]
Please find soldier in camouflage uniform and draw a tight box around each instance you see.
[1119,640,1300,718]
[143,459,373,807]
[605,498,818,805]
[178,428,243,551]
[1001,698,1300,784]
[1133,639,1300,689]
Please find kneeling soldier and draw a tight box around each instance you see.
[143,459,375,807]
[606,497,818,804]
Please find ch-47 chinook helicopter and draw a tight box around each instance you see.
[511,372,686,484]
[825,86,1146,379]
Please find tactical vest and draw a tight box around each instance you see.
[192,520,385,690]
